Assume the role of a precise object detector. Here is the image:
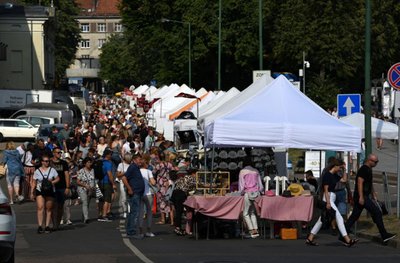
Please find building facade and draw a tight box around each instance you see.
[0,2,55,90]
[66,0,122,92]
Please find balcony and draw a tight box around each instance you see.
[66,68,99,78]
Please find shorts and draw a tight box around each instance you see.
[6,175,20,188]
[99,183,113,203]
[35,189,56,198]
[55,188,66,204]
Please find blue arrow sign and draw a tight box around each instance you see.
[337,94,361,117]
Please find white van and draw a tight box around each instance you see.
[9,102,82,125]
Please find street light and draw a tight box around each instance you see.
[302,51,310,94]
[161,18,192,89]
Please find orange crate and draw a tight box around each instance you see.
[280,228,298,240]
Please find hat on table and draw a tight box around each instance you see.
[287,183,305,197]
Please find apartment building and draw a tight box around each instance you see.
[66,0,122,92]
[0,1,55,90]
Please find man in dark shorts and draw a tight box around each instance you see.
[345,153,396,244]
[98,149,117,222]
[50,147,70,229]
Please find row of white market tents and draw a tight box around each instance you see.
[129,75,397,151]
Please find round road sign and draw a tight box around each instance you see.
[388,62,400,90]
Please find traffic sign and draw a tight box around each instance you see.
[337,94,361,117]
[388,62,400,90]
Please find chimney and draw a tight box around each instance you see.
[92,0,98,11]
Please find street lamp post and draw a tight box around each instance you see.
[161,18,191,88]
[259,0,263,70]
[302,51,310,94]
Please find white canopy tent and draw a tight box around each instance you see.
[199,87,240,119]
[133,85,149,95]
[143,86,158,100]
[166,88,208,120]
[203,75,362,152]
[340,112,398,139]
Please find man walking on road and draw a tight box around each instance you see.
[345,153,396,243]
[122,154,145,239]
[51,147,70,229]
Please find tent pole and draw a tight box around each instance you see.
[210,145,215,194]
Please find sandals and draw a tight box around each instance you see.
[174,228,185,236]
[155,221,165,225]
[343,238,358,247]
[305,238,319,246]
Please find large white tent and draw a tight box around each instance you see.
[203,75,362,152]
[340,112,398,139]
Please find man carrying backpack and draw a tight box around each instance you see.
[98,149,117,222]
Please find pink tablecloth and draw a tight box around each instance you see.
[184,196,244,220]
[255,196,314,222]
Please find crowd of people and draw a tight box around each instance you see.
[1,95,197,238]
[0,94,396,245]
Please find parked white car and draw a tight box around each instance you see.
[0,182,16,263]
[0,119,38,142]
[15,115,55,127]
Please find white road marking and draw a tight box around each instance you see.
[119,212,153,263]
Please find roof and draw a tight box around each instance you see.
[75,0,120,16]
[0,1,53,18]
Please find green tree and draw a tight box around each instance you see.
[99,34,135,88]
[22,0,80,84]
[103,0,400,107]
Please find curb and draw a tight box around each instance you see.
[357,231,399,249]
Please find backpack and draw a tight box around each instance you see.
[93,159,105,181]
[165,182,175,201]
[38,168,54,195]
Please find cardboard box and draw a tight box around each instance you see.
[280,228,298,240]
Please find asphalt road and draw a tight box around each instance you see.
[9,198,400,263]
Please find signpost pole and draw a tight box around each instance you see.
[387,67,400,218]
[396,128,400,218]
[396,92,400,218]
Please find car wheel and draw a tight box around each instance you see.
[0,133,3,142]
[6,250,14,263]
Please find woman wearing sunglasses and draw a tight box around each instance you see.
[33,154,59,234]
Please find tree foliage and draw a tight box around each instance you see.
[99,0,400,107]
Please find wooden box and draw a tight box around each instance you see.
[280,228,298,240]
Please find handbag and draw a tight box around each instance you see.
[69,185,79,200]
[147,172,159,194]
[149,183,159,194]
[373,199,389,215]
[95,184,103,200]
[0,164,7,178]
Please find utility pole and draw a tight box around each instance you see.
[364,0,372,157]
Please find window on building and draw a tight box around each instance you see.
[80,55,93,69]
[81,23,90,32]
[80,39,90,49]
[0,42,7,61]
[97,23,106,32]
[98,39,106,49]
[114,23,123,32]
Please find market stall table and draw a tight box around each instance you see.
[255,195,314,239]
[184,195,244,239]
